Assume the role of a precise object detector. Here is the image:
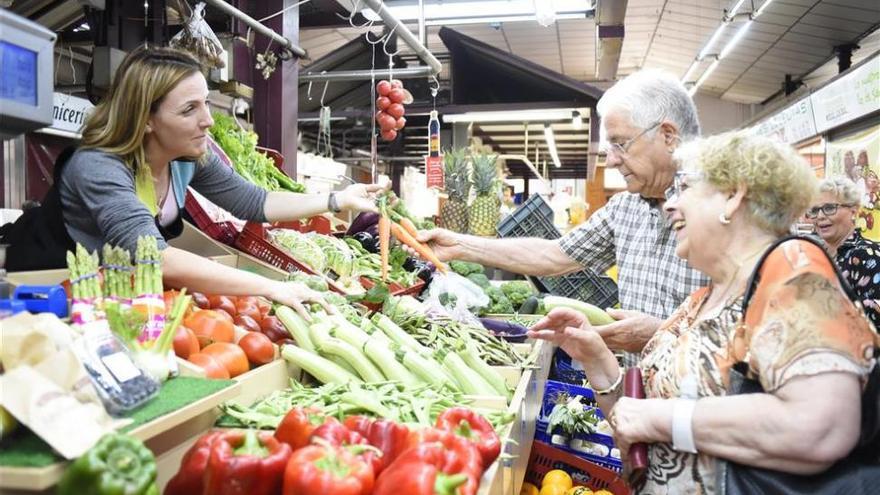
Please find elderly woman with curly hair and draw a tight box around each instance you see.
[530,131,877,494]
[807,176,880,329]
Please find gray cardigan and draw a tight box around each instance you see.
[60,148,268,255]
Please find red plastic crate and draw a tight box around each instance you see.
[184,190,241,246]
[525,441,630,495]
[234,222,350,295]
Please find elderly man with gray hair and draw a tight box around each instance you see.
[416,70,709,364]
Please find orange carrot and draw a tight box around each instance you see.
[398,217,420,239]
[379,215,391,281]
[390,222,447,273]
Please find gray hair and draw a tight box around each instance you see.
[597,69,701,140]
[818,176,860,205]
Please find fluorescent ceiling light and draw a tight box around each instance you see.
[682,59,700,82]
[688,58,721,96]
[754,0,774,17]
[443,108,581,123]
[698,23,727,60]
[358,0,593,25]
[719,20,751,60]
[424,12,586,26]
[544,124,562,168]
[571,111,583,130]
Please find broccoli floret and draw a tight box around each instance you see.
[439,292,458,307]
[500,280,535,308]
[449,260,485,276]
[467,273,491,289]
[485,293,515,314]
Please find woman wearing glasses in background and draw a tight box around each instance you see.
[807,176,880,329]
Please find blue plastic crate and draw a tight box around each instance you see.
[536,380,622,471]
[551,348,588,384]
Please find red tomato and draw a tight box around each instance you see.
[386,103,405,119]
[238,332,275,366]
[185,310,235,348]
[378,113,396,132]
[381,129,398,141]
[188,353,230,379]
[256,298,272,319]
[201,342,250,377]
[376,96,391,110]
[376,80,392,96]
[191,292,210,310]
[394,116,406,131]
[214,308,234,324]
[207,295,236,316]
[260,316,289,343]
[235,298,262,322]
[234,314,261,333]
[387,88,405,104]
[173,326,200,359]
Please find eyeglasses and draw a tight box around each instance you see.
[602,121,662,157]
[664,170,702,202]
[805,203,855,219]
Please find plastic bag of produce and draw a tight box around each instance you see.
[169,2,225,69]
[423,271,489,326]
[268,229,327,273]
[307,233,354,278]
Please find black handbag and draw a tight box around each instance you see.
[718,235,880,495]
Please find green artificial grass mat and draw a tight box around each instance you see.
[0,376,235,468]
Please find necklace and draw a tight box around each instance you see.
[696,240,775,320]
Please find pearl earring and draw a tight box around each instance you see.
[719,213,731,225]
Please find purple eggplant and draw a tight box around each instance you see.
[347,211,380,235]
[479,318,529,342]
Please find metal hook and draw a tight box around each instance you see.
[382,24,401,57]
[320,79,329,106]
[306,81,313,101]
[365,28,386,45]
[335,0,373,29]
[429,75,440,97]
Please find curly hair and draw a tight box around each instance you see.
[818,176,860,205]
[674,130,817,235]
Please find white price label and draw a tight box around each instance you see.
[101,352,142,383]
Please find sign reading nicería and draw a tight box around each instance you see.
[50,92,94,134]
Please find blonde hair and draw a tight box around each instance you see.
[818,176,860,205]
[675,130,818,235]
[80,46,204,172]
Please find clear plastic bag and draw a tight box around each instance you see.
[423,271,489,326]
[170,2,225,69]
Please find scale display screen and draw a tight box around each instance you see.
[0,40,38,107]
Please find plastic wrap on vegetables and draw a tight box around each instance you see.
[269,229,327,273]
[307,233,354,278]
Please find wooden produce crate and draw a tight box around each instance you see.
[478,339,553,495]
[0,378,241,493]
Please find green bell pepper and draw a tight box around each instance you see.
[57,433,158,495]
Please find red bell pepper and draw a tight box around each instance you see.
[343,415,411,472]
[435,407,501,468]
[403,428,484,495]
[163,430,225,495]
[310,417,382,475]
[274,406,325,451]
[203,429,292,495]
[282,441,374,495]
[373,441,477,495]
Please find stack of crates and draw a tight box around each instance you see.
[496,195,619,309]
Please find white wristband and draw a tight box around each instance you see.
[672,398,698,454]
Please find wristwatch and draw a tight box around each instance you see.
[328,192,342,213]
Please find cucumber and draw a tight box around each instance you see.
[543,296,615,325]
[518,295,539,314]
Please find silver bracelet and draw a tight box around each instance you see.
[594,367,624,396]
[672,398,698,453]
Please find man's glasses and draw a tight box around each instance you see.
[664,170,702,202]
[602,121,662,157]
[805,203,854,219]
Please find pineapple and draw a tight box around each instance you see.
[469,153,500,236]
[441,148,471,233]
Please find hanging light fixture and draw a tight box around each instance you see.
[571,111,583,130]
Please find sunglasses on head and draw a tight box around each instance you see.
[805,203,855,219]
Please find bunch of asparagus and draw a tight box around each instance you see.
[102,245,134,301]
[134,237,163,298]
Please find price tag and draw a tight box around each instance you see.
[101,352,142,383]
[426,155,443,189]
